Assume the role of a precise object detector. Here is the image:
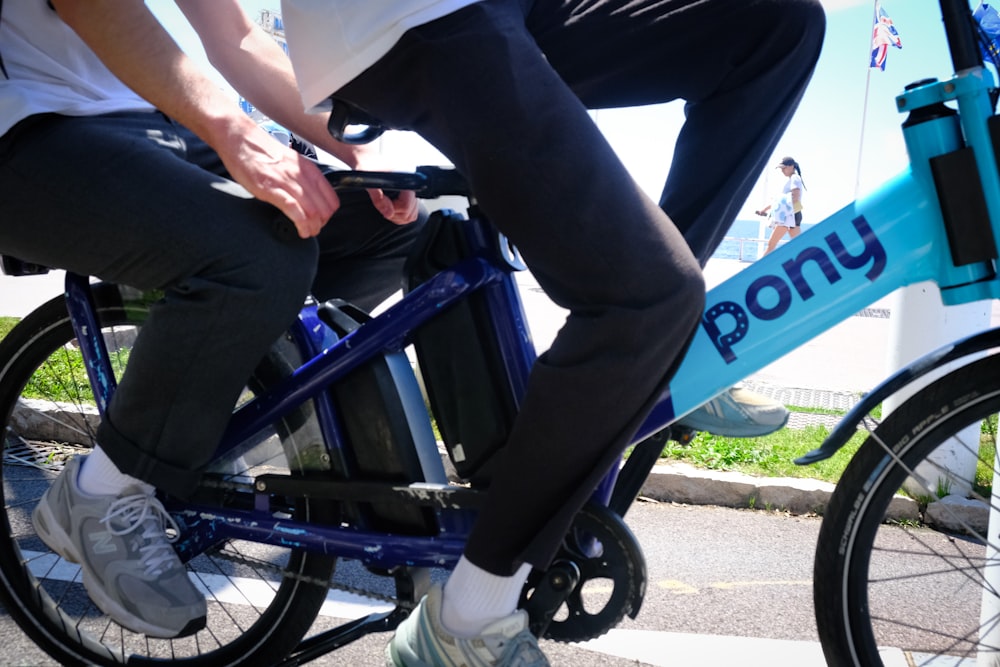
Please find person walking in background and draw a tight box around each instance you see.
[759,156,806,255]
[280,1,826,665]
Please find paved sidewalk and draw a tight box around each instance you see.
[0,269,63,318]
[743,381,861,430]
[518,257,896,396]
[521,257,1000,428]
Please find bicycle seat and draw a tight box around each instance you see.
[327,97,387,145]
[1,255,49,276]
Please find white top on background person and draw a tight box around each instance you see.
[769,194,796,228]
[785,172,804,212]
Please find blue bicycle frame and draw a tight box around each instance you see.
[650,66,1000,446]
[63,216,537,569]
[59,2,1000,575]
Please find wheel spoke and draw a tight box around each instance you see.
[0,286,334,665]
[814,357,1000,665]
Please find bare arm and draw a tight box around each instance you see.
[49,0,338,237]
[176,2,357,165]
[177,0,417,224]
[50,0,334,238]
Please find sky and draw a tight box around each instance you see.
[154,0,961,226]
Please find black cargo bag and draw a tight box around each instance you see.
[319,299,446,534]
[404,209,519,485]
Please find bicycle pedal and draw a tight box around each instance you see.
[670,425,698,446]
[522,560,580,637]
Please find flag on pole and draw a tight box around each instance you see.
[870,2,902,71]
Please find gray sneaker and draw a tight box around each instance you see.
[31,455,206,638]
[675,384,789,437]
[386,583,549,667]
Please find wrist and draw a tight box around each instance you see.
[205,109,259,151]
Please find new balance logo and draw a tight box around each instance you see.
[88,531,118,555]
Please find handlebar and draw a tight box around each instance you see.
[320,98,471,199]
[326,165,471,199]
[271,166,471,240]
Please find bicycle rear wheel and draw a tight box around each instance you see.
[815,354,1000,666]
[0,282,336,666]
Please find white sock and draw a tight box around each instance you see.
[76,446,151,497]
[440,556,533,638]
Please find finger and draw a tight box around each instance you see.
[366,188,396,220]
[302,158,340,215]
[292,168,340,235]
[371,189,417,225]
[393,191,419,224]
[272,190,328,239]
[270,198,312,239]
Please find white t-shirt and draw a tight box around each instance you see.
[784,173,804,213]
[280,0,482,112]
[0,2,153,136]
[769,194,795,228]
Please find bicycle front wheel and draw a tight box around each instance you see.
[815,354,1000,666]
[0,282,336,666]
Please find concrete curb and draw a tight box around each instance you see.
[11,398,98,446]
[639,461,993,535]
[639,461,922,521]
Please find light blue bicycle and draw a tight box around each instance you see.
[0,0,999,665]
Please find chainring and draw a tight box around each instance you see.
[523,502,647,643]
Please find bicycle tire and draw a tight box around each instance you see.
[815,354,1000,666]
[0,282,336,666]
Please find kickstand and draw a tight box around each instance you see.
[276,566,432,666]
[608,427,673,517]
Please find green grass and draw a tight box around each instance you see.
[0,317,17,340]
[657,406,998,496]
[25,348,97,403]
[654,401,865,485]
[0,314,119,405]
[658,423,865,485]
[976,415,998,497]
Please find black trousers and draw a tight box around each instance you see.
[0,111,425,496]
[338,0,825,573]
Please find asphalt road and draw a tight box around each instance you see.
[0,501,828,667]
